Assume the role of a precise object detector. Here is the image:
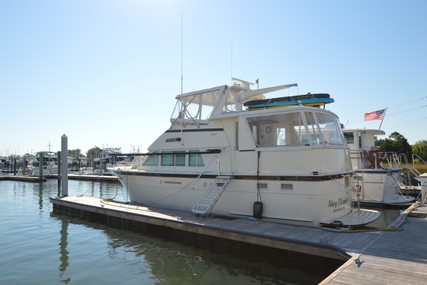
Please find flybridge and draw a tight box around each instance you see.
[170,78,298,127]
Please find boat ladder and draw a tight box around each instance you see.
[192,175,232,216]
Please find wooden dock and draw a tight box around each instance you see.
[0,174,118,183]
[0,175,46,182]
[50,196,427,284]
[321,204,427,284]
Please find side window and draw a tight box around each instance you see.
[161,152,186,167]
[344,133,354,144]
[247,113,303,147]
[161,153,174,166]
[175,152,185,166]
[143,155,158,166]
[189,151,204,167]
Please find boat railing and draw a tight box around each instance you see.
[348,150,368,169]
[349,150,407,169]
[377,152,404,168]
[412,153,427,165]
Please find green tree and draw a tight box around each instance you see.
[412,140,427,162]
[378,131,412,160]
[86,147,102,167]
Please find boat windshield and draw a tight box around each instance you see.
[246,110,344,147]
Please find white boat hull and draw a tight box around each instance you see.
[353,169,415,205]
[113,170,378,226]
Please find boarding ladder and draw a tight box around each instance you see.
[192,175,232,216]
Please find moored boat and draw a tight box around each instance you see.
[31,151,58,177]
[343,129,415,206]
[109,79,379,227]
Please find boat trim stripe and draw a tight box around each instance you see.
[165,128,224,133]
[113,171,351,182]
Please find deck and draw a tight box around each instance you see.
[321,205,427,284]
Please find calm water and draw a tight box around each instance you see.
[0,179,359,285]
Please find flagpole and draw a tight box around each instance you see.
[378,107,388,129]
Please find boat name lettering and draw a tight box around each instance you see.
[328,197,349,208]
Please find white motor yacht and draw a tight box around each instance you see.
[109,79,380,227]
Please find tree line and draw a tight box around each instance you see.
[376,132,427,163]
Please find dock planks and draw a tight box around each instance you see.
[51,196,383,260]
[0,175,46,182]
[321,205,427,284]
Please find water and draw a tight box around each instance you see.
[0,179,347,284]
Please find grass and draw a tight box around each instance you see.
[402,163,427,174]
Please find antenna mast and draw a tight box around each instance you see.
[230,39,233,85]
[180,15,184,94]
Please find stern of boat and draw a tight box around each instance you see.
[320,208,380,227]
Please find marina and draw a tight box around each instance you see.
[2,78,427,284]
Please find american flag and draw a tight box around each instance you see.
[364,109,386,121]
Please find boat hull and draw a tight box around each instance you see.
[113,170,378,226]
[353,169,415,205]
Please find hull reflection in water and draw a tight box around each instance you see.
[51,211,342,284]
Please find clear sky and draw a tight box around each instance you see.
[1,0,426,156]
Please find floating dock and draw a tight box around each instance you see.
[0,174,118,183]
[321,204,427,284]
[0,175,47,182]
[50,195,427,284]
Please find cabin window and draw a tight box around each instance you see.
[304,112,344,146]
[161,152,185,167]
[303,112,322,145]
[143,155,158,166]
[246,111,344,147]
[344,133,355,144]
[161,153,173,166]
[189,151,204,167]
[247,112,305,147]
[175,152,185,166]
[314,113,344,145]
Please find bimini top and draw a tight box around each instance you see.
[170,79,328,127]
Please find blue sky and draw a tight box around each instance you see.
[1,0,426,156]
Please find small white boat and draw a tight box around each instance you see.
[343,129,415,206]
[109,79,380,227]
[31,151,58,177]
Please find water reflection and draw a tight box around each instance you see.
[59,218,70,284]
[50,211,339,285]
